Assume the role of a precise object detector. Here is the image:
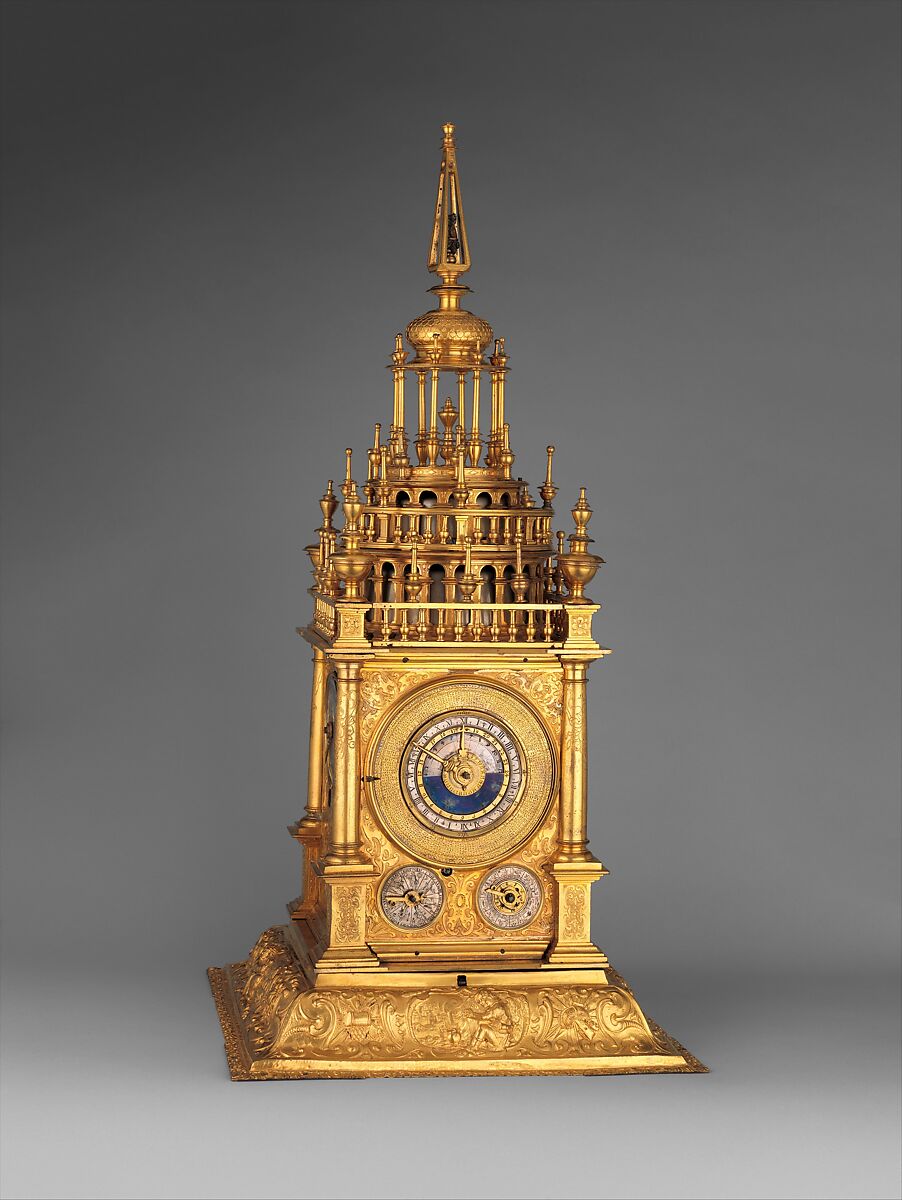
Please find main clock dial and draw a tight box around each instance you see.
[402,712,524,837]
[380,865,444,929]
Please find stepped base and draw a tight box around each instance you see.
[208,926,706,1080]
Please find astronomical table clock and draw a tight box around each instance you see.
[208,124,705,1080]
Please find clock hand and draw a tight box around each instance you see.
[422,748,449,766]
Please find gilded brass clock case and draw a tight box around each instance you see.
[365,677,557,869]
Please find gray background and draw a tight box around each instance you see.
[2,2,899,1198]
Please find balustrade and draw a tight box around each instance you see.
[363,600,568,646]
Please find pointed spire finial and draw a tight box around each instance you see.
[341,448,356,500]
[429,122,471,286]
[540,446,558,507]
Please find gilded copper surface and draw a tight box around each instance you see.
[366,678,555,868]
[208,928,706,1079]
[209,122,703,1081]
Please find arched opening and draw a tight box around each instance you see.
[380,561,396,604]
[499,492,511,508]
[479,565,496,633]
[395,491,410,507]
[479,564,497,604]
[428,563,446,629]
[418,491,438,542]
[475,491,492,509]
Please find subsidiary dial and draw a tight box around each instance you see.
[477,864,542,930]
[380,865,445,930]
[402,712,525,837]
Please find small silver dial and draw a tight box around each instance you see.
[380,865,444,930]
[477,865,542,930]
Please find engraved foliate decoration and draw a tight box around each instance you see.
[380,865,444,930]
[478,865,542,930]
[366,678,556,868]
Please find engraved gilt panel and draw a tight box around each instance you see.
[485,669,563,725]
[359,670,437,742]
[234,929,664,1063]
[362,807,558,941]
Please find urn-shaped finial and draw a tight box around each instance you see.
[558,489,604,603]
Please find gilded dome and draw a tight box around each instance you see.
[406,306,494,367]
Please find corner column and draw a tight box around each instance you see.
[289,648,329,920]
[324,661,364,864]
[314,653,378,971]
[547,624,609,966]
[304,649,328,824]
[559,661,590,859]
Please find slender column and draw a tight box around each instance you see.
[392,365,401,429]
[313,652,377,971]
[302,649,329,825]
[546,656,608,965]
[428,366,440,465]
[416,370,427,465]
[457,370,466,447]
[559,661,590,859]
[417,371,426,432]
[470,367,481,465]
[429,369,438,433]
[397,366,406,440]
[489,369,500,463]
[323,660,364,864]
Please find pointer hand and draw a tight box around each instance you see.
[384,891,424,905]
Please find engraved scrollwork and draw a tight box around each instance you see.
[235,927,307,1056]
[281,991,407,1059]
[563,885,586,940]
[433,870,481,936]
[483,669,563,722]
[518,812,558,868]
[334,889,362,943]
[360,806,401,877]
[516,814,557,936]
[232,929,663,1063]
[359,670,429,742]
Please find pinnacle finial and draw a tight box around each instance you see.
[341,448,356,500]
[428,122,470,286]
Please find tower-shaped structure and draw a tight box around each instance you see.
[209,124,704,1079]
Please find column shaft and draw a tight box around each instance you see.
[559,661,590,858]
[304,649,328,821]
[326,661,363,862]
